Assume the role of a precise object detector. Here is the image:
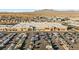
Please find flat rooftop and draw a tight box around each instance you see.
[12,22,67,28]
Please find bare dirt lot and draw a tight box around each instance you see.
[0,10,79,20]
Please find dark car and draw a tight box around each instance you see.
[52,44,59,50]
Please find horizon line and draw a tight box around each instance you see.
[0,9,79,12]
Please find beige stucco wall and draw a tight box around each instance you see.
[0,27,67,32]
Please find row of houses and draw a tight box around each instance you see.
[0,19,27,24]
[0,16,70,24]
[0,22,67,32]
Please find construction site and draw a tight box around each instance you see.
[0,9,79,50]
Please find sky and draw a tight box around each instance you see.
[0,0,79,12]
[0,9,36,12]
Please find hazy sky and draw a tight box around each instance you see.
[0,0,79,12]
[0,9,36,12]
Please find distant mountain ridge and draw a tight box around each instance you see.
[34,9,56,12]
[34,9,79,13]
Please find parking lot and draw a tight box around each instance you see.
[0,31,78,50]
